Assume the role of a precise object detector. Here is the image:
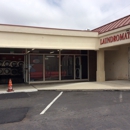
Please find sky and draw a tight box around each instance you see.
[0,0,130,30]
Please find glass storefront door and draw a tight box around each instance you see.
[45,55,59,80]
[81,56,88,79]
[75,56,82,79]
[61,55,74,80]
[24,54,28,83]
[27,50,88,83]
[30,55,43,81]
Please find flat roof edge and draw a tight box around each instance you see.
[0,24,98,37]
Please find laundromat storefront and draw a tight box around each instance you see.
[0,23,98,84]
[0,49,97,84]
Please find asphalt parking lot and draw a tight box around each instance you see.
[0,91,130,130]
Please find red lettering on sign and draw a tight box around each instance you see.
[117,35,119,41]
[113,36,117,42]
[100,31,130,45]
[127,32,130,39]
[125,32,128,39]
[119,33,124,40]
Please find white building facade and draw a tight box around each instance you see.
[0,15,129,84]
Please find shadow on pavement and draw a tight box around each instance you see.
[0,93,30,100]
[0,107,29,124]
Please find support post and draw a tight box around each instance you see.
[96,50,105,82]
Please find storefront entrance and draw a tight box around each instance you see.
[0,49,97,84]
[26,50,89,83]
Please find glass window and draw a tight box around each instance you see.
[81,56,88,79]
[61,55,74,80]
[81,50,88,54]
[30,55,43,81]
[0,48,26,53]
[30,49,59,54]
[45,55,59,80]
[75,55,88,79]
[75,56,82,79]
[61,50,81,54]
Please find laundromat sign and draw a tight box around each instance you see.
[100,31,130,45]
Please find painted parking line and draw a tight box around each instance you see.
[40,91,63,115]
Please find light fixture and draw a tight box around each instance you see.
[57,49,62,51]
[50,51,54,54]
[46,56,55,57]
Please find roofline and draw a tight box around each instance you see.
[92,14,130,31]
[93,24,130,35]
[0,23,90,32]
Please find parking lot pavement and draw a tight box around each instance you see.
[0,91,130,130]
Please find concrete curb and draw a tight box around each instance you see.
[37,88,130,91]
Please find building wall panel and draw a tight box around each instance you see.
[105,44,130,80]
[0,32,99,50]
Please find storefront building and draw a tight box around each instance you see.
[93,14,130,82]
[0,25,98,84]
[0,15,130,84]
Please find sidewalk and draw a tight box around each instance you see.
[0,80,130,94]
[33,80,130,91]
[0,84,37,94]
